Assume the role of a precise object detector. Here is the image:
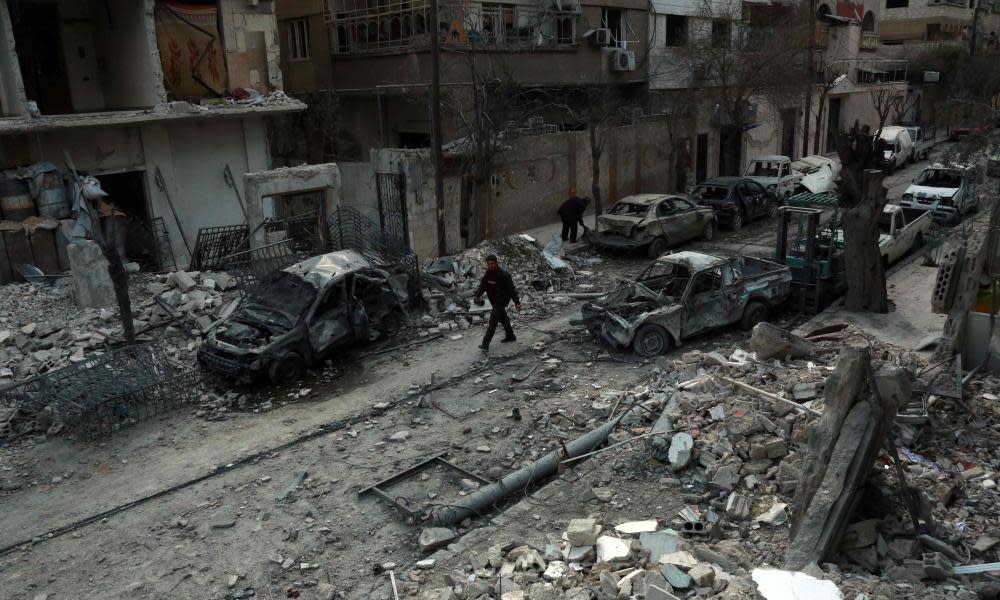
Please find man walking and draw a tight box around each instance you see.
[473,254,521,352]
[557,196,590,243]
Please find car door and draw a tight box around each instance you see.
[307,279,354,355]
[669,198,706,242]
[681,267,732,336]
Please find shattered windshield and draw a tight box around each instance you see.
[914,169,961,188]
[609,202,649,216]
[691,185,730,201]
[747,162,780,177]
[242,271,317,326]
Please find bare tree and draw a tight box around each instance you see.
[836,121,889,313]
[870,88,902,137]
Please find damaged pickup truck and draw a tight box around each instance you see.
[198,250,407,384]
[581,251,792,356]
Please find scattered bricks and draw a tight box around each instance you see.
[566,518,601,546]
[418,527,456,553]
[668,432,695,470]
[922,552,953,580]
[841,519,879,550]
[687,563,715,587]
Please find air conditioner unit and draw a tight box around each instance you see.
[611,48,636,72]
[586,28,611,47]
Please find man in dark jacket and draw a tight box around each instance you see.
[557,196,590,243]
[473,254,521,351]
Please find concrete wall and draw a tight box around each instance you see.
[276,0,333,92]
[220,0,284,91]
[98,0,164,109]
[338,161,379,222]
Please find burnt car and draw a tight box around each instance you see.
[587,194,716,258]
[581,251,791,356]
[198,250,407,384]
[689,177,777,231]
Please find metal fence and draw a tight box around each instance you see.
[189,224,250,272]
[216,240,309,293]
[0,344,198,439]
[327,205,421,299]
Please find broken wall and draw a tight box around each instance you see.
[220,0,283,92]
[96,0,165,109]
[244,162,341,248]
[0,1,24,117]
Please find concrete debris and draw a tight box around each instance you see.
[752,568,843,599]
[419,527,456,553]
[751,322,817,360]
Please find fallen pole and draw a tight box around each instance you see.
[717,376,822,417]
[429,417,619,526]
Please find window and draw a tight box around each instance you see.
[655,200,676,217]
[602,8,624,48]
[287,18,310,60]
[482,3,515,44]
[886,0,908,7]
[711,20,731,48]
[665,14,688,47]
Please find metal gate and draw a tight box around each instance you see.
[375,173,410,254]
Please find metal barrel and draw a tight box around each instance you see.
[36,172,69,219]
[0,176,36,222]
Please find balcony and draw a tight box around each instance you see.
[860,31,879,51]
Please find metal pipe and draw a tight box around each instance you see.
[429,418,620,526]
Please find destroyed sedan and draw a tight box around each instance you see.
[587,194,716,257]
[198,250,407,384]
[581,251,792,356]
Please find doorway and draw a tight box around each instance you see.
[695,133,708,183]
[718,126,741,176]
[781,109,797,158]
[826,98,843,154]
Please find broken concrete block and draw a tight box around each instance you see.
[658,551,699,568]
[922,552,953,580]
[615,520,658,534]
[756,503,788,526]
[687,563,715,587]
[595,535,631,563]
[840,519,878,550]
[566,518,601,546]
[660,564,692,589]
[751,322,816,360]
[564,545,594,562]
[975,535,1000,554]
[388,430,411,442]
[640,531,681,562]
[418,527,455,553]
[668,433,695,470]
[169,270,197,292]
[725,494,751,519]
[68,240,116,309]
[712,463,741,490]
[751,568,843,600]
[542,560,567,581]
[646,585,681,600]
[887,538,920,561]
[792,382,818,401]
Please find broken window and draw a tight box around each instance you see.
[287,18,311,60]
[711,19,731,49]
[601,7,624,48]
[664,14,688,47]
[9,0,163,114]
[155,1,230,100]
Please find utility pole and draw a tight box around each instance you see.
[429,0,447,257]
[970,0,981,56]
[802,0,815,157]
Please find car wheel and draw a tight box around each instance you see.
[702,221,715,241]
[632,324,672,357]
[730,211,743,232]
[740,301,768,331]
[647,237,669,258]
[268,352,305,386]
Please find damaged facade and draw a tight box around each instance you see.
[0,0,304,278]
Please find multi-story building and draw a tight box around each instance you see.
[278,0,650,158]
[876,0,1000,52]
[0,0,304,268]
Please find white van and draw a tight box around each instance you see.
[879,126,914,173]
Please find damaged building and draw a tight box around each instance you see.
[0,0,305,280]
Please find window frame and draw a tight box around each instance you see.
[287,18,311,61]
[664,14,688,47]
[711,19,731,49]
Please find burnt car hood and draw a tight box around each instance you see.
[582,281,682,347]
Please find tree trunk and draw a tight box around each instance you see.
[95,217,136,345]
[813,92,827,155]
[842,169,889,313]
[590,126,604,229]
[467,175,489,245]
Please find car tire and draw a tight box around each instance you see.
[632,324,672,357]
[268,352,305,386]
[702,221,715,241]
[731,211,743,232]
[740,301,767,331]
[647,237,669,258]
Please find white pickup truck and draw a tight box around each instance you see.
[744,155,803,201]
[900,163,978,225]
[876,205,932,266]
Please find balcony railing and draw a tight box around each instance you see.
[325,0,579,54]
[860,31,879,51]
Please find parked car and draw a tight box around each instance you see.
[198,250,408,384]
[689,176,777,231]
[790,155,841,194]
[949,123,992,141]
[743,155,803,200]
[581,251,792,356]
[903,125,933,161]
[900,163,978,224]
[587,194,717,258]
[879,126,914,173]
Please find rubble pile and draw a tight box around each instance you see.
[420,234,606,333]
[405,325,1000,599]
